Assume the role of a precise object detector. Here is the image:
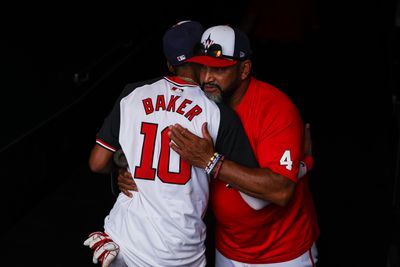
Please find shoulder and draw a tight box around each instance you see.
[246,79,302,138]
[120,77,163,98]
[251,78,300,116]
[251,78,289,102]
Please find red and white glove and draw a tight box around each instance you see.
[83,231,120,267]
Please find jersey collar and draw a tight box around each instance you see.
[164,76,198,87]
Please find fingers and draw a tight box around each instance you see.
[93,241,118,264]
[83,237,93,247]
[168,124,188,147]
[169,140,182,154]
[103,242,119,251]
[303,122,312,156]
[118,186,134,198]
[172,123,200,139]
[117,175,136,189]
[84,232,99,246]
[118,173,136,189]
[84,231,119,267]
[117,169,137,197]
[84,232,109,249]
[118,168,132,178]
[169,123,202,144]
[101,249,119,267]
[102,250,119,267]
[170,123,185,133]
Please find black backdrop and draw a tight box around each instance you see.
[1,1,398,266]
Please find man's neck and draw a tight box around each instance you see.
[178,76,197,85]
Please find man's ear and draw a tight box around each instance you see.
[240,59,252,80]
[167,62,176,74]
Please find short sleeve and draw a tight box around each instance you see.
[95,99,121,152]
[256,99,303,182]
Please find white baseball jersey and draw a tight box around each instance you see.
[95,76,258,267]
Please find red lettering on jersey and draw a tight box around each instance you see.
[142,98,154,115]
[158,127,191,184]
[144,95,201,121]
[185,105,203,121]
[134,122,157,180]
[176,99,193,115]
[155,95,166,111]
[167,95,180,112]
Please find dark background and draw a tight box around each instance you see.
[1,0,399,266]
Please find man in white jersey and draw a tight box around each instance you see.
[84,20,258,267]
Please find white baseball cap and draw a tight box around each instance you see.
[187,25,252,67]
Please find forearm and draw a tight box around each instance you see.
[213,159,295,206]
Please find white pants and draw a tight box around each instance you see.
[109,252,128,267]
[215,242,318,267]
[109,249,206,267]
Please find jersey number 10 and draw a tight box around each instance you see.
[134,122,191,185]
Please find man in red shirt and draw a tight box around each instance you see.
[168,25,319,266]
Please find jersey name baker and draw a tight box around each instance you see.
[142,94,203,121]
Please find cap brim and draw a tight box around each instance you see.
[186,56,237,67]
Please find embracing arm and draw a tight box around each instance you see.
[118,123,313,205]
[168,123,296,206]
[214,160,295,206]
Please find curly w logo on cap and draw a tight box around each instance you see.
[187,25,252,67]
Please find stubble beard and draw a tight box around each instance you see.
[204,91,223,103]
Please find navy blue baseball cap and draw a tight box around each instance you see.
[163,20,204,66]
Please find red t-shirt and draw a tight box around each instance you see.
[211,77,320,263]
